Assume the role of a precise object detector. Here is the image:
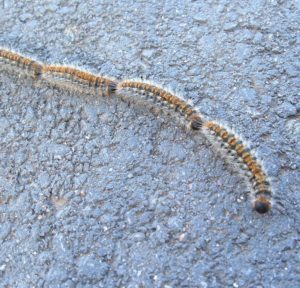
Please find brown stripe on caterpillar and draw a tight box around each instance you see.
[0,48,43,78]
[116,80,203,130]
[41,65,117,96]
[203,120,272,214]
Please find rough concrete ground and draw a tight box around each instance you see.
[0,1,299,287]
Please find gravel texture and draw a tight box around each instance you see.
[0,1,299,287]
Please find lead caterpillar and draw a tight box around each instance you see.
[0,48,273,213]
[202,121,272,213]
[116,80,273,214]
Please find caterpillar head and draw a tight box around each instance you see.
[190,114,203,130]
[108,82,117,95]
[253,196,271,214]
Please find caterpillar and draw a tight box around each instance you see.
[202,121,272,213]
[0,48,43,78]
[0,48,273,214]
[116,80,203,130]
[41,65,117,96]
[0,48,117,96]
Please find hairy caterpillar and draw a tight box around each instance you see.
[0,48,42,78]
[202,121,272,213]
[116,80,203,130]
[0,48,274,214]
[41,65,117,96]
[0,48,117,96]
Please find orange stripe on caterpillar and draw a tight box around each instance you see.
[0,48,43,78]
[42,65,117,96]
[203,121,272,214]
[117,80,203,130]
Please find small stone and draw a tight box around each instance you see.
[0,264,6,271]
[193,13,207,24]
[131,232,145,241]
[223,22,238,31]
[276,102,297,118]
[141,49,155,59]
[19,13,32,22]
[77,255,109,280]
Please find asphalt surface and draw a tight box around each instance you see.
[0,1,299,287]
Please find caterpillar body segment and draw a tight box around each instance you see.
[0,48,43,78]
[41,65,117,96]
[116,80,204,130]
[202,121,272,213]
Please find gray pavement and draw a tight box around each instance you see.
[0,1,299,287]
